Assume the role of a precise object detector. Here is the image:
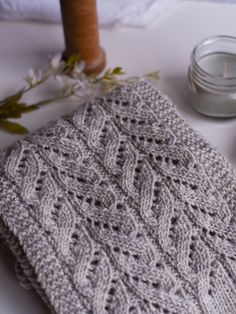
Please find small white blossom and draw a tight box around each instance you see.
[50,53,62,69]
[27,68,36,84]
[72,61,85,76]
[26,68,42,86]
[55,75,78,96]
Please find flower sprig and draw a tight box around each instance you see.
[0,54,159,134]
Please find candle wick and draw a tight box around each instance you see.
[223,63,228,78]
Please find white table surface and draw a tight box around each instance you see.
[1,2,236,314]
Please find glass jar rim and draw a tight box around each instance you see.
[191,35,236,83]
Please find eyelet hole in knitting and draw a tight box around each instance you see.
[103,223,109,229]
[208,289,213,296]
[207,269,217,297]
[77,177,86,184]
[94,221,100,227]
[35,174,45,192]
[123,251,130,257]
[116,203,123,210]
[51,199,62,220]
[151,181,161,211]
[62,152,69,158]
[122,101,129,107]
[152,303,160,309]
[152,282,159,289]
[91,259,99,266]
[112,225,120,232]
[190,184,198,191]
[171,217,178,225]
[86,198,92,204]
[138,120,145,125]
[132,276,139,282]
[209,231,216,237]
[115,142,126,167]
[156,155,162,162]
[18,157,27,169]
[133,161,143,187]
[95,200,102,207]
[76,194,84,201]
[155,139,162,145]
[172,159,179,166]
[84,106,93,125]
[104,279,117,312]
[129,306,136,313]
[72,231,78,239]
[98,121,110,146]
[190,204,217,219]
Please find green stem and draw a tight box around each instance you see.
[31,94,70,108]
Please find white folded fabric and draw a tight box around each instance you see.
[0,0,178,27]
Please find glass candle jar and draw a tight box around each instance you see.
[188,35,236,117]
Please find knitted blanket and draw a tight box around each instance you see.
[0,81,236,314]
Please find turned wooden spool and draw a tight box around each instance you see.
[60,0,106,75]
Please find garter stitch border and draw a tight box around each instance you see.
[0,80,236,314]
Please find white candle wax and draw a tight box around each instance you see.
[198,53,236,78]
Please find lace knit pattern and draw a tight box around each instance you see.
[1,81,236,314]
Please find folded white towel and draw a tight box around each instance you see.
[0,0,178,27]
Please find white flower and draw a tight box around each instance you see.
[55,75,78,96]
[72,61,85,76]
[27,68,36,85]
[50,53,62,69]
[26,68,42,86]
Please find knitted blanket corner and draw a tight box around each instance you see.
[0,80,236,314]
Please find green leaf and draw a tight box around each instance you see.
[18,104,38,113]
[0,120,29,134]
[0,90,24,107]
[111,67,125,75]
[0,102,38,120]
[65,54,81,68]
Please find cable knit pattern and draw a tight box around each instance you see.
[1,80,236,314]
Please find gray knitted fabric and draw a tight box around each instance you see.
[0,80,236,314]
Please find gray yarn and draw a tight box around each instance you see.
[0,80,236,314]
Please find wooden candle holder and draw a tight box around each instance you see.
[60,0,106,75]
